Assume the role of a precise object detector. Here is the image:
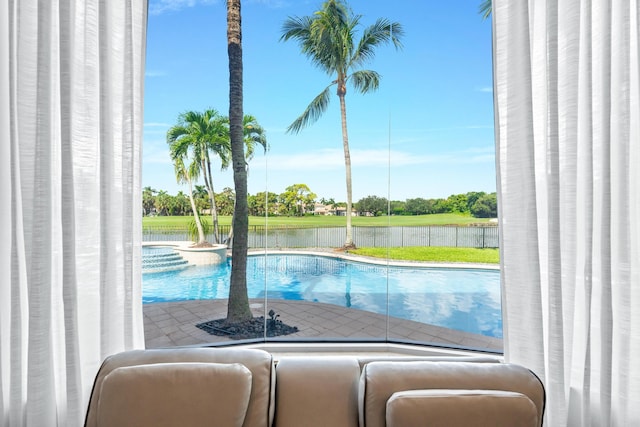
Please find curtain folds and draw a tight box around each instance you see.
[494,0,640,425]
[0,1,147,426]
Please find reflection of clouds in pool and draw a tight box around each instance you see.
[386,280,502,337]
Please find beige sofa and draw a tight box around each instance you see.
[85,347,545,427]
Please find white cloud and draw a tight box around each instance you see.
[389,125,493,136]
[475,86,493,93]
[247,0,289,7]
[144,123,171,136]
[145,70,167,77]
[149,0,218,15]
[387,148,494,166]
[262,149,343,171]
[464,125,493,130]
[144,147,172,165]
[258,147,494,172]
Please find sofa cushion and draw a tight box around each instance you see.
[385,389,538,427]
[358,361,544,427]
[274,356,361,427]
[97,362,251,427]
[85,348,275,427]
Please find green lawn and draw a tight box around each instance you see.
[142,213,492,228]
[350,247,500,264]
[143,214,499,264]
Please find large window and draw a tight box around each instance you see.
[141,0,499,352]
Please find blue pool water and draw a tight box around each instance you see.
[142,253,502,338]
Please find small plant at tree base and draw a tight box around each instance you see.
[267,309,281,330]
[188,217,210,243]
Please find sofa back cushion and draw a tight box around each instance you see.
[356,355,499,371]
[85,348,275,427]
[358,361,545,427]
[97,362,252,427]
[274,356,361,427]
[385,389,538,427]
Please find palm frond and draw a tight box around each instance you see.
[280,16,313,43]
[180,110,202,126]
[167,109,232,188]
[172,143,202,180]
[173,157,191,185]
[286,85,333,134]
[352,19,404,68]
[311,3,354,74]
[284,0,354,75]
[243,114,268,161]
[166,125,187,144]
[203,108,220,121]
[187,160,201,180]
[167,131,195,160]
[216,147,231,171]
[479,0,492,20]
[349,70,380,94]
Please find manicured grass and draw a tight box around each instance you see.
[142,214,499,264]
[142,213,492,228]
[350,247,500,264]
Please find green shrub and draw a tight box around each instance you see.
[187,217,210,242]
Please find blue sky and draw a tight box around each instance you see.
[143,0,495,202]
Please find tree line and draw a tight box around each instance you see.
[355,192,497,218]
[143,185,497,219]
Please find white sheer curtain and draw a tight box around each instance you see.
[494,0,640,425]
[0,1,146,426]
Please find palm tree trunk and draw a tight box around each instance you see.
[225,199,236,247]
[204,158,221,243]
[187,179,206,244]
[339,92,355,248]
[226,0,252,323]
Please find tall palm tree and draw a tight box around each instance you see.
[199,110,230,243]
[154,190,171,216]
[172,156,208,244]
[142,186,157,215]
[281,0,403,249]
[167,109,229,243]
[226,0,253,323]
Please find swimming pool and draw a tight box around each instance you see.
[143,253,502,338]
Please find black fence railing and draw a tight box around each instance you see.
[142,225,499,249]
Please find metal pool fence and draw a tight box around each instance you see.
[143,225,499,249]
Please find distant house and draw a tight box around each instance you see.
[312,203,358,216]
[313,203,332,215]
[313,203,337,215]
[334,206,358,217]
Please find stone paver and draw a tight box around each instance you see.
[143,299,503,352]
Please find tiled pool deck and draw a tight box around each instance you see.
[144,299,503,352]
